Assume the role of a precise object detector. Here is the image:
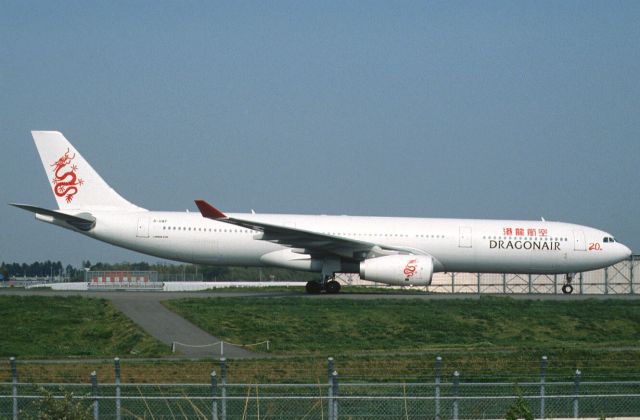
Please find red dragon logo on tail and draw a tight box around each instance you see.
[51,148,84,203]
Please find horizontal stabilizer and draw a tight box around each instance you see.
[10,203,96,231]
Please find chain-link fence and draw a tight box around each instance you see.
[2,356,640,419]
[429,255,639,295]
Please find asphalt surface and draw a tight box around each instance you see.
[4,289,639,301]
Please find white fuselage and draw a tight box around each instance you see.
[72,210,630,275]
[20,131,633,290]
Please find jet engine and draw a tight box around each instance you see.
[359,255,434,286]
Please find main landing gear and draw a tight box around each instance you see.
[561,273,574,295]
[305,276,341,294]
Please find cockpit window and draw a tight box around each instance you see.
[604,237,609,243]
[603,237,615,243]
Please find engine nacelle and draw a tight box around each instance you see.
[359,255,434,286]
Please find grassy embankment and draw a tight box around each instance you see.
[164,296,640,354]
[163,296,640,381]
[1,295,638,383]
[0,296,168,359]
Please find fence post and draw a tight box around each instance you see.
[327,357,334,419]
[435,356,442,420]
[476,272,481,294]
[452,371,460,420]
[573,369,581,418]
[451,272,455,293]
[630,255,635,294]
[604,266,609,294]
[528,273,532,294]
[114,357,121,420]
[220,358,227,420]
[211,370,218,420]
[90,371,99,420]
[10,357,17,420]
[579,272,584,295]
[331,370,339,420]
[540,356,547,419]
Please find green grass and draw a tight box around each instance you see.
[162,296,640,381]
[163,296,640,354]
[1,295,639,383]
[0,296,169,358]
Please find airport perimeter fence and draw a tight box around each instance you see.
[429,255,639,295]
[2,357,640,419]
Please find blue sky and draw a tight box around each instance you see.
[1,1,639,265]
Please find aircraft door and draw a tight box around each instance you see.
[573,230,586,251]
[136,217,150,238]
[459,226,472,248]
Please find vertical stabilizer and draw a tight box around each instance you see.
[32,131,144,211]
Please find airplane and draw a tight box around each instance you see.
[11,131,632,294]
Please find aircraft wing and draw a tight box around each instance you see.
[195,199,425,260]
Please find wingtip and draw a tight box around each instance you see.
[194,199,227,219]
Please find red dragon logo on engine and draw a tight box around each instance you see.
[51,148,84,203]
[403,259,418,278]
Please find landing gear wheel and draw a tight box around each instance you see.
[305,281,322,294]
[561,284,574,294]
[326,280,341,294]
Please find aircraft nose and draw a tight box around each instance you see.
[621,244,632,259]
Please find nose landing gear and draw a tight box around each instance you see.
[561,273,574,294]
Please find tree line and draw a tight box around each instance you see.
[1,261,67,279]
[0,260,318,282]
